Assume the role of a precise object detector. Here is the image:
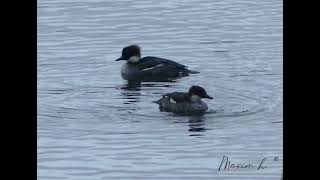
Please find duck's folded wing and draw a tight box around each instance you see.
[137,56,187,70]
[163,92,189,103]
[139,63,183,77]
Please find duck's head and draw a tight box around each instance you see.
[188,86,213,102]
[116,45,141,63]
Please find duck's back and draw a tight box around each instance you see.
[137,57,195,80]
[120,56,197,81]
[137,56,187,70]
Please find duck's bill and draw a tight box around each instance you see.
[204,95,213,99]
[115,56,124,61]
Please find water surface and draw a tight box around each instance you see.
[38,0,283,179]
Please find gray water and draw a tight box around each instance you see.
[37,0,283,179]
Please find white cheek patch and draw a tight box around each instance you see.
[190,95,201,102]
[128,56,140,63]
[169,97,177,103]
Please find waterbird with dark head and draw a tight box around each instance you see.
[116,45,199,81]
[155,86,213,114]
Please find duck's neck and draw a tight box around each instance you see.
[127,56,141,63]
[190,95,201,102]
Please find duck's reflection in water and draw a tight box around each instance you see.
[120,81,142,105]
[188,115,208,136]
[121,81,142,91]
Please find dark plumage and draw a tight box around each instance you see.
[155,86,213,114]
[116,45,199,81]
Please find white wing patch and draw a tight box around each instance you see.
[141,64,164,71]
[169,97,177,103]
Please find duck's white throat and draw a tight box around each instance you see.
[190,95,201,102]
[128,56,140,63]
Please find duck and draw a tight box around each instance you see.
[115,45,199,81]
[155,86,213,114]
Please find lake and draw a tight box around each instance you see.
[37,0,283,179]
